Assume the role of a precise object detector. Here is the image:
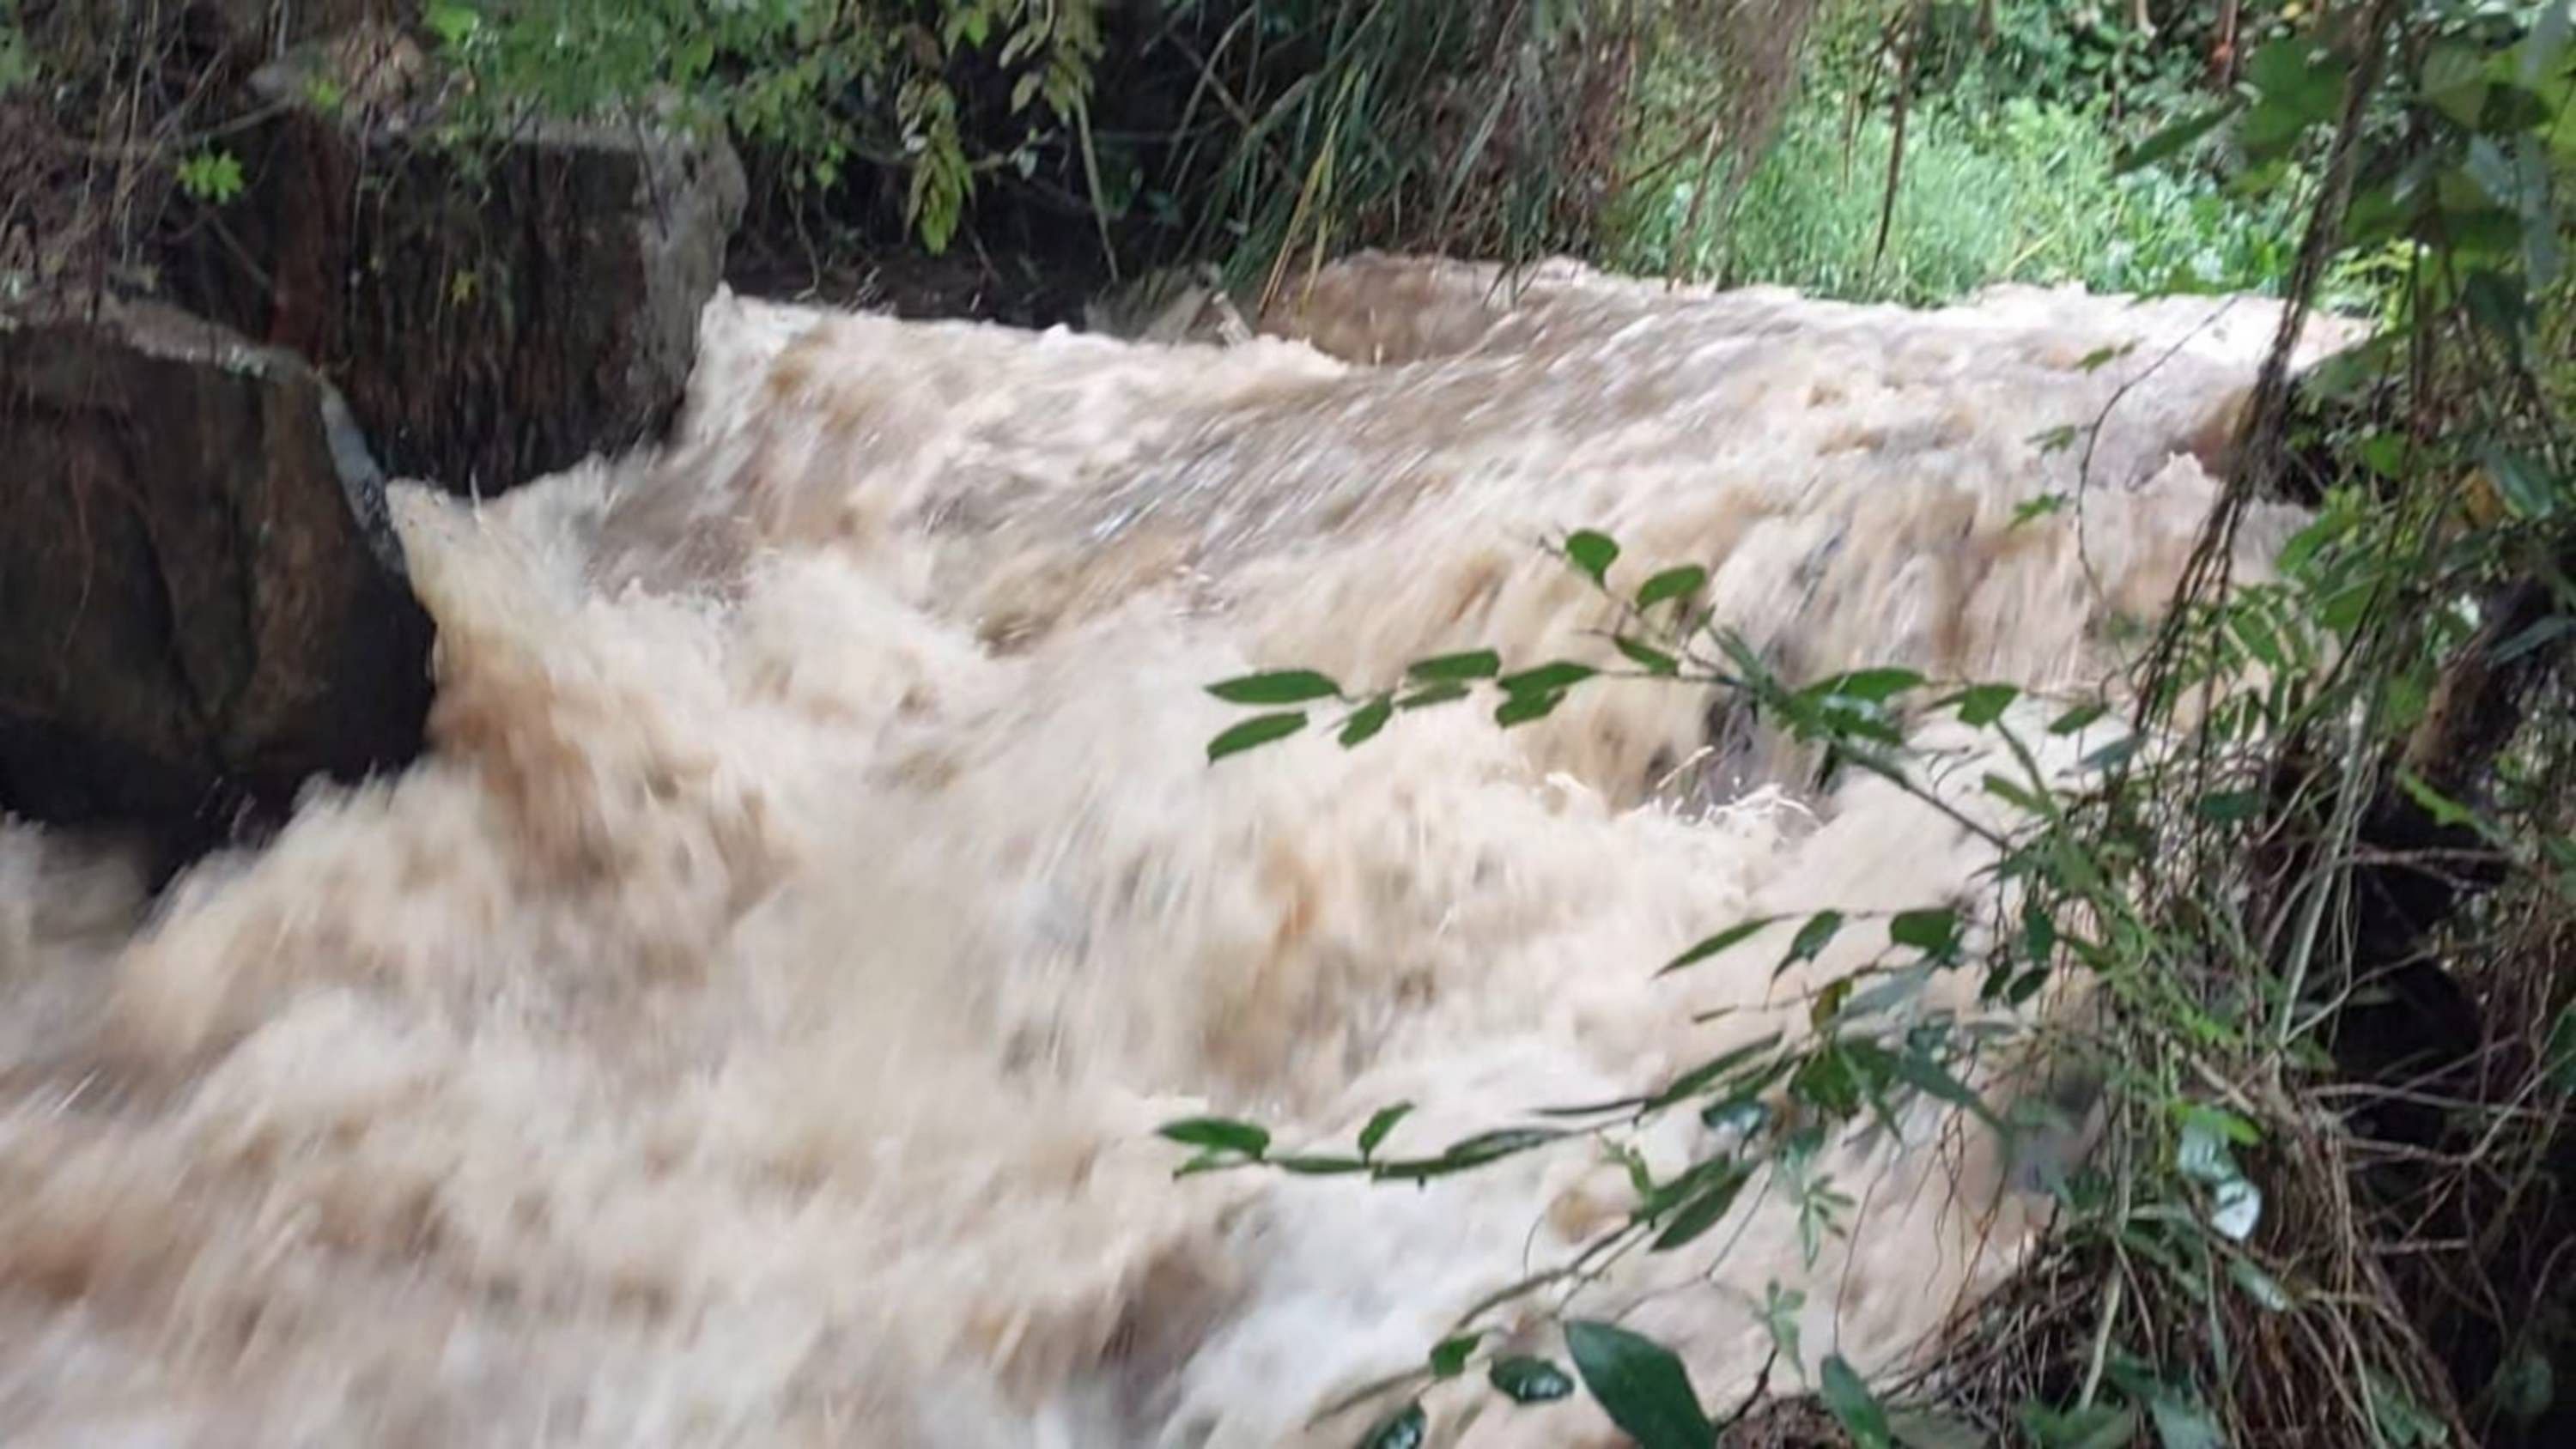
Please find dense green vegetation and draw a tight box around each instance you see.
[1182,3,2576,1446]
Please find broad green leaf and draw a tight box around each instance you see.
[1158,1118,1270,1158]
[1564,1319,1712,1449]
[2492,1345,2554,1424]
[1488,1355,1576,1404]
[2243,39,2348,154]
[2357,432,2407,478]
[1358,1101,1413,1159]
[1357,1400,1425,1449]
[1616,636,1681,675]
[2144,1390,2223,1449]
[2365,1370,2445,1448]
[1791,1046,1865,1119]
[1952,684,2019,727]
[1820,1356,1894,1449]
[1777,911,1845,975]
[1207,670,1341,705]
[1340,696,1394,748]
[2176,1102,2261,1147]
[2195,791,2262,822]
[1208,712,1309,761]
[1564,530,1620,585]
[1429,1333,1479,1378]
[2423,40,2493,128]
[1636,565,1708,612]
[2483,447,2560,518]
[1661,917,1779,975]
[1499,661,1597,694]
[1649,1159,1751,1251]
[1889,908,1960,957]
[1409,650,1502,682]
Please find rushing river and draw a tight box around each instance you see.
[0,255,2346,1446]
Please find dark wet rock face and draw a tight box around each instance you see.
[0,294,434,846]
[167,39,747,495]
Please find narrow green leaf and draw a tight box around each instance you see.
[1820,1356,1894,1448]
[1358,1101,1413,1159]
[1357,1400,1426,1449]
[1408,650,1502,682]
[1488,1355,1576,1404]
[1982,773,2050,815]
[2019,1400,2139,1449]
[1888,1050,1996,1127]
[1429,1333,1479,1379]
[2077,343,2136,373]
[1813,667,1925,705]
[1661,917,1779,975]
[1649,1159,1752,1251]
[1564,1320,1712,1449]
[2543,1004,2576,1095]
[1398,682,1473,710]
[1564,530,1620,585]
[2115,104,2236,173]
[1208,712,1309,761]
[2014,493,2073,527]
[1888,1408,1990,1449]
[2492,615,2576,666]
[1273,1155,1369,1175]
[1158,1117,1270,1157]
[1373,1127,1563,1180]
[1642,1032,1786,1111]
[1777,910,1846,976]
[1494,692,1564,728]
[1207,670,1341,705]
[1636,565,1709,612]
[1615,636,1681,676]
[1340,696,1394,748]
[1499,661,1597,694]
[2050,705,2112,736]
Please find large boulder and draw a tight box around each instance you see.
[0,293,433,845]
[167,33,747,494]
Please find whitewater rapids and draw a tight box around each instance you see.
[0,255,2346,1446]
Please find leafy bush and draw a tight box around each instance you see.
[427,0,1107,253]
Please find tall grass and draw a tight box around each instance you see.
[1612,86,2312,305]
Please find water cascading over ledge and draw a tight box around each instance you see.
[0,254,2353,1446]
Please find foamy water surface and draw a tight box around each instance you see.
[0,255,2346,1446]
